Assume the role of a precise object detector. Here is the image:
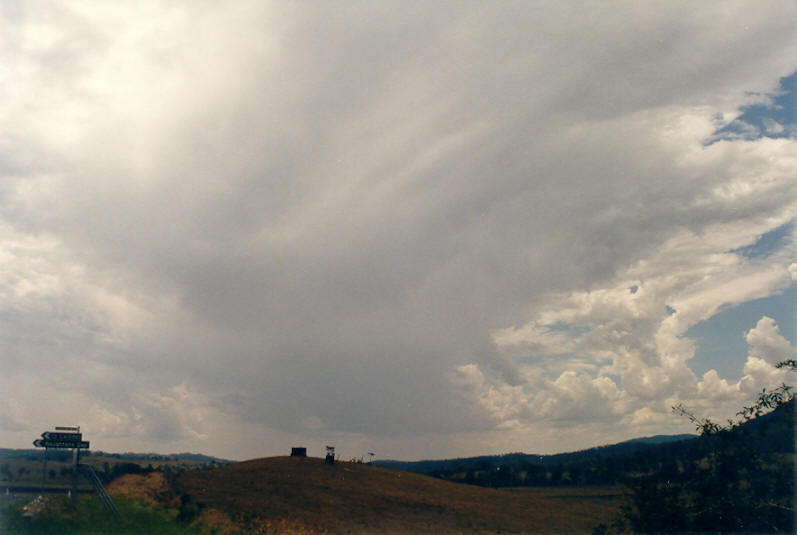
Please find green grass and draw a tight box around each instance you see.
[0,495,205,535]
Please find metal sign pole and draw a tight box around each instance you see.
[32,427,89,511]
[71,447,79,510]
[40,447,48,495]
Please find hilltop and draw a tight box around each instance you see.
[173,456,623,534]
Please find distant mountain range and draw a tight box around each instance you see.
[374,433,697,473]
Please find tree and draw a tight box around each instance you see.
[1,463,12,481]
[622,368,795,534]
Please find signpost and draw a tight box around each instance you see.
[33,438,90,449]
[31,427,117,518]
[33,427,89,509]
[41,431,83,442]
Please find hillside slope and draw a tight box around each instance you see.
[176,456,623,534]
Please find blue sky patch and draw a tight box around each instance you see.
[708,71,797,143]
[729,221,793,259]
[546,322,590,338]
[686,284,796,380]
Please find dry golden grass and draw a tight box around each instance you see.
[107,472,172,506]
[177,457,625,534]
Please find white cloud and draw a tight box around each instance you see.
[745,316,793,365]
[697,370,739,402]
[738,356,788,396]
[534,372,622,422]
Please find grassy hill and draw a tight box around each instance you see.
[174,456,624,534]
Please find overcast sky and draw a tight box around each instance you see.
[1,1,795,461]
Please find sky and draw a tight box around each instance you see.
[0,1,795,462]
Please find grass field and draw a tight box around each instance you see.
[176,456,626,534]
[1,457,628,534]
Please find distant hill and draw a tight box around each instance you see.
[0,448,234,491]
[374,433,697,475]
[174,456,624,534]
[0,448,232,465]
[0,448,44,459]
[617,434,697,446]
[376,401,793,489]
[87,450,234,464]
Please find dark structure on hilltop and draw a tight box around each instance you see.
[290,447,306,457]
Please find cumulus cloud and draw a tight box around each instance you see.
[474,208,795,439]
[0,1,795,458]
[746,316,794,365]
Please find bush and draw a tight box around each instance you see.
[623,378,795,534]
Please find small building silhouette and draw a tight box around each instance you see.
[290,447,307,457]
[325,445,335,464]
